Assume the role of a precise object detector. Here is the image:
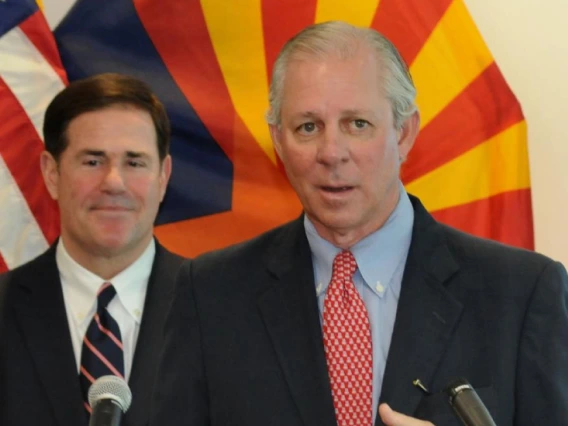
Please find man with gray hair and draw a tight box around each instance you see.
[151,21,568,426]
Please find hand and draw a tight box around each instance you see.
[378,403,435,426]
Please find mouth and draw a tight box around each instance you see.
[91,206,132,212]
[319,185,354,193]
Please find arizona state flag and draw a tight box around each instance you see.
[53,0,533,258]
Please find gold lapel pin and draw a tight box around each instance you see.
[413,378,430,395]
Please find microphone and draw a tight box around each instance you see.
[88,375,132,426]
[445,378,497,426]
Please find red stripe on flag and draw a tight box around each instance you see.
[401,62,525,183]
[0,77,60,243]
[261,0,317,80]
[18,11,68,85]
[371,0,453,65]
[134,0,236,161]
[431,189,534,250]
[0,254,7,272]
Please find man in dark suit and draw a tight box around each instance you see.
[0,73,184,426]
[151,21,568,426]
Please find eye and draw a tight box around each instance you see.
[127,160,145,168]
[352,119,369,129]
[297,122,317,134]
[83,158,101,167]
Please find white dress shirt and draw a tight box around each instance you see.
[56,238,155,381]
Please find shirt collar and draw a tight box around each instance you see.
[305,183,414,298]
[56,238,156,325]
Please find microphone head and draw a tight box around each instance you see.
[88,375,132,412]
[444,377,473,401]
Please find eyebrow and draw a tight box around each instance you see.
[76,150,105,158]
[293,111,319,118]
[125,151,149,158]
[341,108,375,117]
[76,150,151,159]
[290,109,376,120]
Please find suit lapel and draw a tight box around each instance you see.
[257,218,337,426]
[126,243,182,426]
[375,197,463,425]
[13,246,86,426]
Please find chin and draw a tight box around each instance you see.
[93,233,133,251]
[313,212,361,233]
[95,242,130,255]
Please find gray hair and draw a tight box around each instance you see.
[266,21,417,130]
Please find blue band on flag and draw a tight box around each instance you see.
[54,0,233,225]
[0,0,38,38]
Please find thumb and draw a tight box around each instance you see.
[378,403,435,426]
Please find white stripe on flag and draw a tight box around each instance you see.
[0,25,65,142]
[0,155,48,269]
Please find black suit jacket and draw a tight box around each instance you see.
[0,240,184,426]
[151,196,568,426]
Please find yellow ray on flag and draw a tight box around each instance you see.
[411,0,494,129]
[315,0,381,27]
[201,0,275,163]
[36,0,44,10]
[406,121,530,211]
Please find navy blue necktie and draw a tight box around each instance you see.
[79,282,125,414]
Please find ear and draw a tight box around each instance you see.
[159,154,173,202]
[269,123,283,160]
[397,110,420,163]
[40,151,60,200]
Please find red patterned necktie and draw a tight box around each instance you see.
[323,250,373,426]
[79,282,125,414]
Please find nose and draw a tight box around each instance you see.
[100,165,127,193]
[316,126,349,166]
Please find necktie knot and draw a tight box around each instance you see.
[97,282,117,311]
[332,250,357,279]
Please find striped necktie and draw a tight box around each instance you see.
[79,282,125,414]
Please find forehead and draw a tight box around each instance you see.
[65,105,158,154]
[280,47,389,116]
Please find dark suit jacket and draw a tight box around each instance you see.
[0,240,184,426]
[151,196,568,426]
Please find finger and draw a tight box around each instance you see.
[378,403,435,426]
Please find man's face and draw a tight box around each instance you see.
[41,105,171,261]
[270,47,419,247]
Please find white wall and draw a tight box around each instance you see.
[43,0,568,266]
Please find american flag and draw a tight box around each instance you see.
[0,0,64,270]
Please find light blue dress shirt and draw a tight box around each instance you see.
[304,185,414,423]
